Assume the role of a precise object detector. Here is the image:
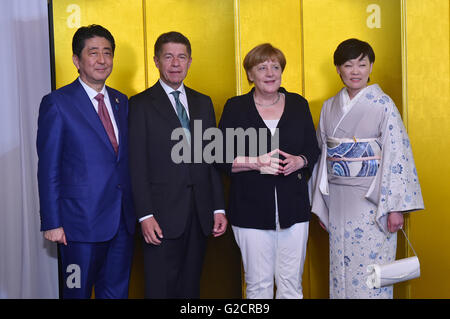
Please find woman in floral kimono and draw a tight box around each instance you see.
[310,39,424,299]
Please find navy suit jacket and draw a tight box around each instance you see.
[37,79,135,242]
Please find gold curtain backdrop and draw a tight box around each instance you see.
[51,0,449,299]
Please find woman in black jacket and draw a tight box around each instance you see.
[216,43,320,299]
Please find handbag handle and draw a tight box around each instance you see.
[400,228,418,257]
[380,227,418,259]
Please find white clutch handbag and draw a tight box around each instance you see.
[366,229,420,289]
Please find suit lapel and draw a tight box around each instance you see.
[245,89,267,129]
[185,86,204,157]
[107,86,122,159]
[276,87,289,130]
[107,87,121,133]
[185,86,202,131]
[69,80,117,156]
[150,82,182,130]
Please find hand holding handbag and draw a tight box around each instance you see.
[366,228,420,289]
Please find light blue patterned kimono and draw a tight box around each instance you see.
[310,84,424,299]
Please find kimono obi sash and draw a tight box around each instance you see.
[326,136,381,177]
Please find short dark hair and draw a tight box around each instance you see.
[243,43,286,84]
[333,38,375,66]
[154,31,191,58]
[72,24,115,58]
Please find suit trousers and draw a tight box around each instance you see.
[59,212,134,299]
[232,221,309,299]
[142,188,207,298]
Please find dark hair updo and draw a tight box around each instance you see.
[333,38,375,66]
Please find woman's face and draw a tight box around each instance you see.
[336,54,373,97]
[248,59,282,95]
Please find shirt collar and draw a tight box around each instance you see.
[78,77,107,100]
[159,79,186,97]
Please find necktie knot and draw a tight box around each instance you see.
[170,90,181,100]
[95,93,105,102]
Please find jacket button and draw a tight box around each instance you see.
[297,173,302,180]
[116,184,121,189]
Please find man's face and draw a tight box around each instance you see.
[73,36,113,90]
[154,42,192,90]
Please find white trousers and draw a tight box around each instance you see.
[232,221,309,299]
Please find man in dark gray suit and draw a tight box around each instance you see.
[128,31,227,298]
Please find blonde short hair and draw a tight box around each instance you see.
[243,43,286,84]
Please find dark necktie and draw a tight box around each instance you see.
[170,90,191,143]
[95,93,118,154]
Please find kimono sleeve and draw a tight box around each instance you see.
[309,101,331,230]
[365,95,424,234]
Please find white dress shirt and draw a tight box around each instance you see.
[159,79,190,118]
[78,77,119,143]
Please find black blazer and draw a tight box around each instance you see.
[128,81,225,238]
[216,87,320,230]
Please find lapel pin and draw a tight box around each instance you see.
[114,97,120,111]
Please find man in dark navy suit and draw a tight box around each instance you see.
[37,24,135,299]
[128,31,227,298]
